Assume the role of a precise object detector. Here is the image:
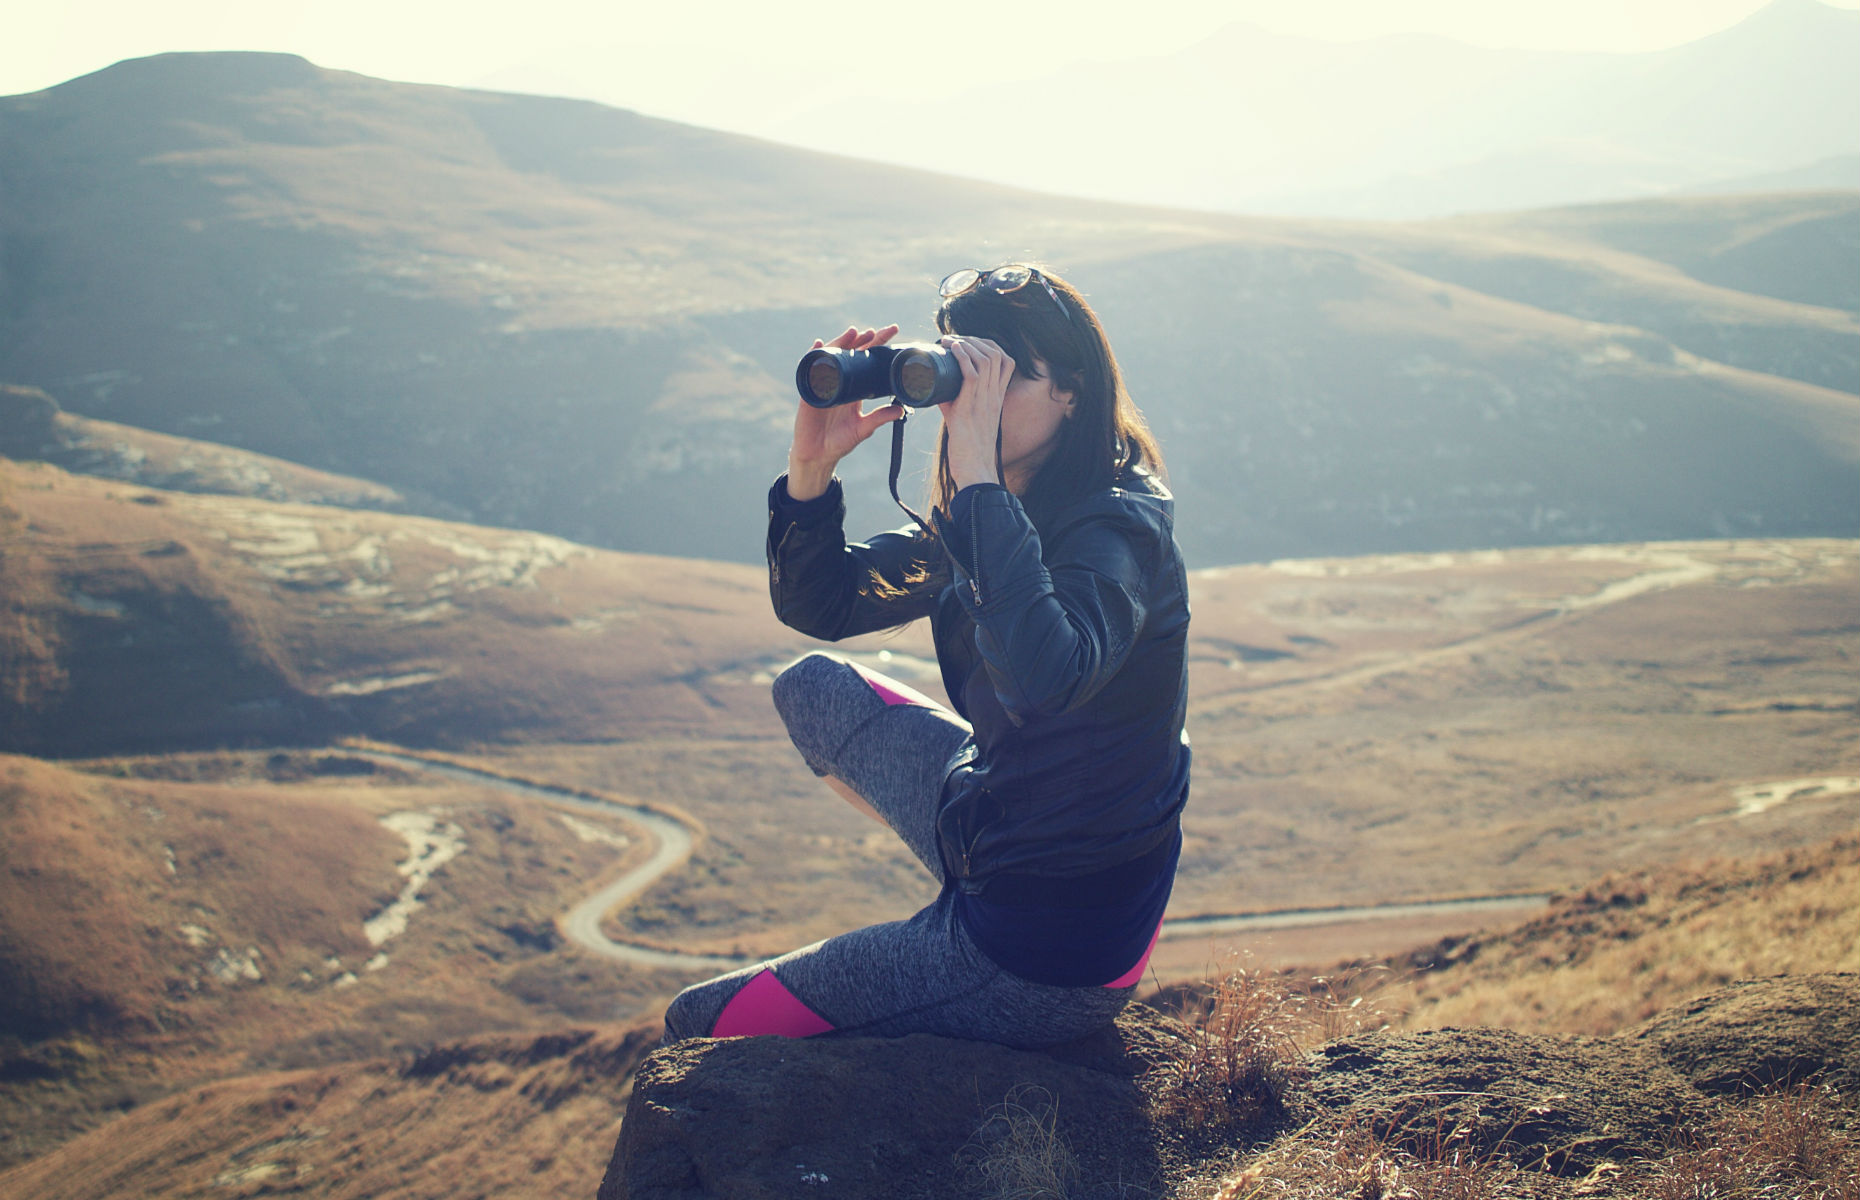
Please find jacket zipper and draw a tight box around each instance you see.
[966,500,983,608]
[770,520,795,594]
[956,787,999,878]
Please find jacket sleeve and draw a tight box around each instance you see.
[767,475,940,640]
[934,484,1152,723]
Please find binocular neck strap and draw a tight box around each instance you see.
[883,410,1005,537]
[887,407,932,537]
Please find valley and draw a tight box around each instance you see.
[0,44,1855,1199]
[0,456,1853,1197]
[6,458,1854,1180]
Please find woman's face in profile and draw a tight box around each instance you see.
[993,357,1074,487]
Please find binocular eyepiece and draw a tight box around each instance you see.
[795,343,965,410]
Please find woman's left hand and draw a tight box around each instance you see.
[939,335,1014,490]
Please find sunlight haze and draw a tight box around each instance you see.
[12,0,1859,216]
[13,1,1860,109]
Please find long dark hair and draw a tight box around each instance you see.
[931,265,1165,531]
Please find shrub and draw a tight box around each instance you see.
[1151,967,1310,1137]
[1636,1083,1859,1200]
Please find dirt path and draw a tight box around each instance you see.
[360,750,750,971]
[371,749,1860,981]
[361,750,1565,974]
[1160,892,1550,936]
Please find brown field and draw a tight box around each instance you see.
[488,539,1859,969]
[6,459,1854,967]
[3,461,1856,1187]
[0,751,684,1169]
[0,1022,658,1200]
[0,458,795,755]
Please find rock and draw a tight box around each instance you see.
[1628,973,1860,1098]
[604,976,1860,1197]
[601,1004,1190,1200]
[1307,1026,1701,1174]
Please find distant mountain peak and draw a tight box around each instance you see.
[56,50,324,99]
[1724,0,1860,35]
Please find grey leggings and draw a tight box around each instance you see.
[661,652,1136,1049]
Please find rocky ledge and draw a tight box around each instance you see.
[603,973,1858,1199]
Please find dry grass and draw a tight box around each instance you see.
[964,1085,1085,1200]
[1150,968,1310,1137]
[1633,1084,1860,1200]
[1204,1118,1529,1200]
[1194,1085,1860,1200]
[1396,835,1860,1036]
[1150,963,1392,1140]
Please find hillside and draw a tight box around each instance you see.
[5,459,1855,957]
[1393,833,1860,1035]
[1,463,1853,1187]
[0,1021,661,1198]
[4,835,1854,1197]
[2,52,1855,566]
[0,748,685,1169]
[0,457,841,755]
[0,383,420,512]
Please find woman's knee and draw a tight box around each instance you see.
[771,653,869,774]
[770,652,851,724]
[662,977,728,1043]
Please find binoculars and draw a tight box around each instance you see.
[794,343,965,409]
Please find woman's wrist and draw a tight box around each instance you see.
[947,446,999,492]
[785,457,837,502]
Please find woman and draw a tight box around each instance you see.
[663,265,1190,1049]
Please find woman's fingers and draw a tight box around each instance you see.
[858,401,905,437]
[941,336,1014,401]
[945,338,976,378]
[936,336,1010,488]
[819,323,901,352]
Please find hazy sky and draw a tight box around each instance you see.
[12,0,1860,131]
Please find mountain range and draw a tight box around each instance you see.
[514,0,1860,218]
[1,51,1854,567]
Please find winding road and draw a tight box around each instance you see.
[360,750,750,971]
[362,750,1559,973]
[366,747,1852,974]
[357,541,1855,975]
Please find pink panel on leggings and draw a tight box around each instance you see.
[1102,918,1164,989]
[850,663,934,708]
[711,968,836,1038]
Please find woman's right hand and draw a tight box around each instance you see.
[786,324,904,502]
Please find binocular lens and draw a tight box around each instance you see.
[807,358,843,403]
[796,346,895,407]
[896,358,938,405]
[890,346,963,407]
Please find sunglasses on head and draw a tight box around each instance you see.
[938,264,1072,325]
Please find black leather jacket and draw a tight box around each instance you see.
[767,470,1191,896]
